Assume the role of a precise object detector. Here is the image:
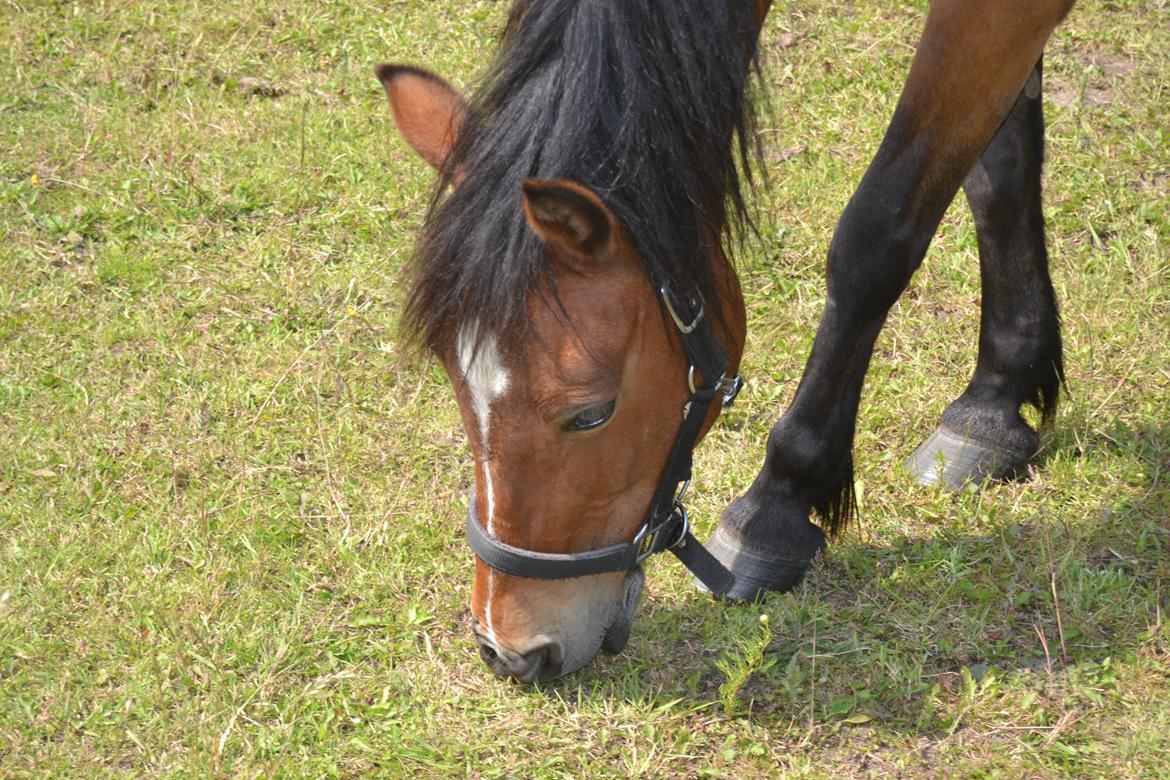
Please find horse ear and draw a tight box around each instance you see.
[375,63,466,171]
[521,180,614,259]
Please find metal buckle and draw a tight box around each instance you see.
[718,374,744,407]
[660,286,705,335]
[669,478,692,550]
[633,507,690,564]
[690,370,743,406]
[633,520,661,564]
[633,479,691,564]
[668,500,690,550]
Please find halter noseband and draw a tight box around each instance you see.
[464,282,742,597]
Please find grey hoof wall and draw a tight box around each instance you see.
[699,526,822,602]
[906,423,1036,490]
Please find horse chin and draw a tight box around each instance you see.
[601,567,645,655]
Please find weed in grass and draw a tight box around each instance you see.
[715,614,777,715]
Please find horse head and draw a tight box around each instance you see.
[378,64,746,681]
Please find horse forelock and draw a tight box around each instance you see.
[401,0,765,357]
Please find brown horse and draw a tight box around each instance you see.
[377,0,1073,682]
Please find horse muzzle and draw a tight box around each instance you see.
[470,566,645,682]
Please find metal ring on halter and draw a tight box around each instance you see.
[668,501,690,550]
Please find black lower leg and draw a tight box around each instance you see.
[707,0,1071,599]
[908,60,1064,489]
[708,134,938,599]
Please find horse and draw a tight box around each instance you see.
[375,0,1073,682]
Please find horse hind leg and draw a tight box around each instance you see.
[906,59,1064,489]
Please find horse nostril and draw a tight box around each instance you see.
[476,636,500,665]
[474,636,564,682]
[507,643,559,682]
[529,641,564,680]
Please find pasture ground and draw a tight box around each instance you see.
[2,0,1168,776]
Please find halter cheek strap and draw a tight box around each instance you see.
[464,282,742,597]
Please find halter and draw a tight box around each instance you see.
[464,282,742,597]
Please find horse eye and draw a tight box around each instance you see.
[567,399,616,432]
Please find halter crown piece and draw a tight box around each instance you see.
[464,280,742,597]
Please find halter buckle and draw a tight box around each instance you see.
[688,368,744,406]
[632,520,660,564]
[660,285,705,335]
[633,480,692,564]
[718,374,744,407]
[668,500,690,551]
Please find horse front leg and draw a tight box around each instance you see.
[907,58,1064,488]
[707,0,1076,600]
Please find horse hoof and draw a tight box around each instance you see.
[698,524,824,602]
[906,422,1036,490]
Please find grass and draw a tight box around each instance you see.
[1,0,1167,776]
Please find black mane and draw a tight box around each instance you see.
[403,0,763,351]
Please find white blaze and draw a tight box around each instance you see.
[456,324,509,462]
[457,322,510,642]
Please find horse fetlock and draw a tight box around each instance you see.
[941,396,1042,452]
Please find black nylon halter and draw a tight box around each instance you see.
[464,282,742,597]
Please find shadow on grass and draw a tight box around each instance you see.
[539,423,1168,730]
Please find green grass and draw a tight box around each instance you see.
[1,0,1167,776]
